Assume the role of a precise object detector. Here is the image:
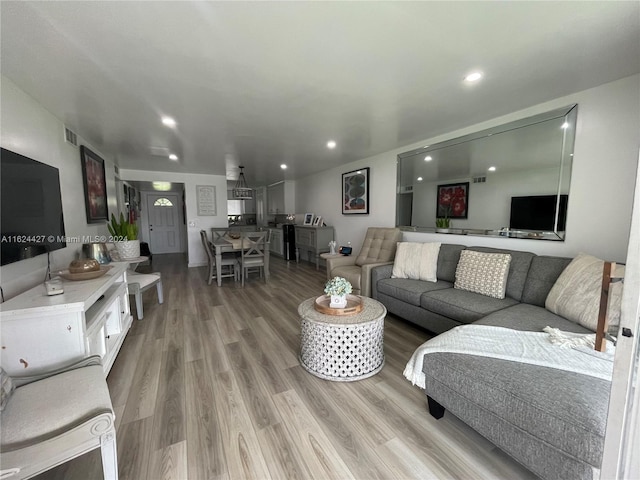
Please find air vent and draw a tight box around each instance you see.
[473,176,487,183]
[149,146,171,157]
[64,127,77,146]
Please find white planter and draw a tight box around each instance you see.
[330,294,348,309]
[436,228,450,233]
[115,239,140,259]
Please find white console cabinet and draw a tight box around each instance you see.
[295,226,335,270]
[0,262,133,376]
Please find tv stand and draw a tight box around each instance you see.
[0,263,133,376]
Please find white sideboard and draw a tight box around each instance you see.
[0,262,133,376]
[295,226,335,270]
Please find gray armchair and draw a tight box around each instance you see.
[326,227,402,297]
[0,356,117,479]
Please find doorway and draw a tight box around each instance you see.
[145,193,183,254]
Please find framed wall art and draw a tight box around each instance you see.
[196,185,217,216]
[303,213,315,225]
[436,182,469,219]
[342,167,369,214]
[312,215,322,226]
[80,146,108,223]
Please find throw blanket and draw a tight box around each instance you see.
[404,324,614,389]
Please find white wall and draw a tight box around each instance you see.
[118,169,228,267]
[0,76,117,298]
[412,166,562,230]
[296,74,640,262]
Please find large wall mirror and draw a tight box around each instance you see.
[396,104,577,241]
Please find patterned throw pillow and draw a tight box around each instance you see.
[454,250,512,299]
[0,367,15,411]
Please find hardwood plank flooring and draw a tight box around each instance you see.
[35,253,539,480]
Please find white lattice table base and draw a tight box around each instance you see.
[298,296,386,381]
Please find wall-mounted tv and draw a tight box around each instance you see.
[1,147,67,266]
[510,194,568,232]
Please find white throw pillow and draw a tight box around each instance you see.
[546,253,624,333]
[392,242,441,282]
[454,250,511,299]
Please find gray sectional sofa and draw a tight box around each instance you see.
[371,244,610,480]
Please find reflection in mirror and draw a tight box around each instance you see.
[396,105,577,241]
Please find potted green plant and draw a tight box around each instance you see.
[107,213,140,259]
[435,216,451,233]
[325,276,352,308]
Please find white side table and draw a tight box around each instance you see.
[298,296,386,381]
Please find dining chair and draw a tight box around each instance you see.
[200,230,237,285]
[0,356,117,480]
[211,228,230,242]
[239,231,268,287]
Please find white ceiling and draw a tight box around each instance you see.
[1,1,639,186]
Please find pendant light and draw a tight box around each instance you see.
[233,166,253,199]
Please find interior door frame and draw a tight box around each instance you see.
[601,153,640,478]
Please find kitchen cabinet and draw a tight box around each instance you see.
[0,262,133,376]
[269,228,284,256]
[295,226,334,270]
[267,183,284,214]
[267,181,295,214]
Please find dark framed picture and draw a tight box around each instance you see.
[436,182,469,219]
[342,167,370,214]
[80,146,108,223]
[303,213,315,225]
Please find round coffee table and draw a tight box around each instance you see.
[298,296,386,381]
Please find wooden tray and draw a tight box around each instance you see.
[314,294,363,316]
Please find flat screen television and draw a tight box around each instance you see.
[509,194,568,232]
[1,147,67,266]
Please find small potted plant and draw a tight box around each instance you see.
[325,276,352,308]
[435,216,451,233]
[107,212,140,259]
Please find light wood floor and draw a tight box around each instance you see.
[36,254,538,480]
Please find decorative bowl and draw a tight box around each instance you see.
[68,258,100,274]
[228,232,241,239]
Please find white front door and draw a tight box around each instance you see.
[147,193,182,254]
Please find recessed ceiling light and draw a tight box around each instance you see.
[417,177,423,182]
[561,122,569,129]
[327,140,337,149]
[488,166,496,172]
[280,164,287,170]
[424,155,433,162]
[162,116,176,127]
[169,153,178,161]
[464,71,483,83]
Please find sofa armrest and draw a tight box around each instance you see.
[11,356,103,388]
[371,264,393,299]
[326,255,357,278]
[361,261,394,298]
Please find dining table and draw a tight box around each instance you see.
[211,234,270,287]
